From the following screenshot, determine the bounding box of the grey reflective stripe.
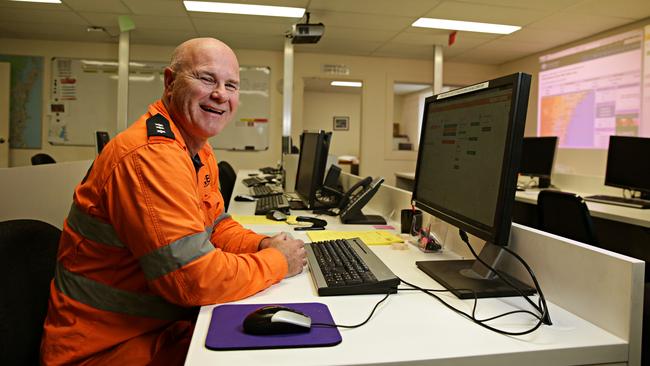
[139,231,215,280]
[54,263,191,320]
[138,212,230,280]
[66,203,126,248]
[213,212,231,227]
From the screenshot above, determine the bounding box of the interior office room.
[1,0,650,365]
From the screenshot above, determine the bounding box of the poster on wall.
[0,54,43,149]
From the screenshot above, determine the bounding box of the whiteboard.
[48,58,270,151]
[209,66,270,151]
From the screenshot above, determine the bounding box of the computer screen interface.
[412,73,533,299]
[605,135,650,195]
[519,136,558,178]
[295,131,332,208]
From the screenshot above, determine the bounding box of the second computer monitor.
[295,131,332,208]
[519,136,558,188]
[605,135,650,199]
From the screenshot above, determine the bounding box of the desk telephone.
[338,177,386,225]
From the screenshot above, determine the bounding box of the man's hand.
[259,233,307,278]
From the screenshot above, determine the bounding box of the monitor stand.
[416,242,535,299]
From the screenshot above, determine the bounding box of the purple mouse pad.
[205,302,342,350]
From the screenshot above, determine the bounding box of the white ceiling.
[1,0,649,65]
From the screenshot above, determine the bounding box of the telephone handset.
[337,176,373,210]
[339,177,386,225]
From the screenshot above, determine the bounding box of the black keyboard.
[250,185,284,198]
[584,195,650,209]
[254,194,290,215]
[306,238,400,296]
[242,176,267,187]
[260,166,282,175]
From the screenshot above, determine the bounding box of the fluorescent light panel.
[183,1,305,18]
[412,17,520,35]
[331,81,362,88]
[11,0,61,3]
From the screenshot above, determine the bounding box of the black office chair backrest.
[0,219,61,365]
[537,190,599,246]
[30,153,56,165]
[218,161,237,212]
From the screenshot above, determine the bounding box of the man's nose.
[211,85,229,102]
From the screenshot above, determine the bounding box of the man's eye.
[200,76,215,84]
[226,83,238,91]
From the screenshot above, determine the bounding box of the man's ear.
[163,67,175,90]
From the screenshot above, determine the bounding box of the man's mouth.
[201,105,225,115]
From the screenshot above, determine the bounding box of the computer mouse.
[266,210,287,221]
[234,194,256,202]
[242,305,311,335]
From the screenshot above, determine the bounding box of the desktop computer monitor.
[295,131,332,209]
[519,136,558,188]
[412,73,535,299]
[605,135,650,199]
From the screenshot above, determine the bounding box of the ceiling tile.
[308,10,414,31]
[423,1,551,25]
[80,12,195,31]
[1,22,114,43]
[63,0,131,13]
[371,42,436,60]
[323,26,397,43]
[308,0,439,17]
[0,7,88,25]
[130,29,198,46]
[564,0,650,19]
[450,0,582,12]
[503,27,585,46]
[120,0,187,16]
[528,13,636,35]
[192,17,290,35]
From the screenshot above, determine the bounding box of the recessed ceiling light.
[10,0,61,3]
[331,81,362,88]
[183,1,305,18]
[412,18,520,35]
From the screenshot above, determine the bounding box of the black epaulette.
[146,114,175,140]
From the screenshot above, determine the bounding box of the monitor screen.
[412,73,533,299]
[295,131,332,208]
[519,136,558,178]
[605,136,650,194]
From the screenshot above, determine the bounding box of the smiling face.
[162,38,240,154]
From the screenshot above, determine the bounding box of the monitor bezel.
[294,131,332,208]
[519,136,558,179]
[411,73,530,247]
[604,135,650,194]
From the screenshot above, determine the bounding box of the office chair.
[537,190,599,246]
[0,219,61,365]
[30,153,56,165]
[218,161,237,212]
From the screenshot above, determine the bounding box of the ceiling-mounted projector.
[291,23,325,44]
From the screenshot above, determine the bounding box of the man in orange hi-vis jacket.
[40,38,307,365]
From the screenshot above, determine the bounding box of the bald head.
[162,37,241,156]
[169,37,237,73]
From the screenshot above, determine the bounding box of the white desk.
[185,171,643,366]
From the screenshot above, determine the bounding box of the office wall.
[0,36,497,184]
[302,91,361,157]
[498,17,650,178]
[0,38,285,170]
[293,52,497,183]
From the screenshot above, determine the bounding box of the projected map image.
[540,90,594,147]
[538,29,644,149]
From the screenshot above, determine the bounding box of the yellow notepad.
[231,215,298,225]
[307,231,403,245]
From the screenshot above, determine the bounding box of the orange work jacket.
[40,100,287,365]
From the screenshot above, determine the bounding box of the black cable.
[398,277,544,336]
[458,229,551,325]
[311,291,392,329]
